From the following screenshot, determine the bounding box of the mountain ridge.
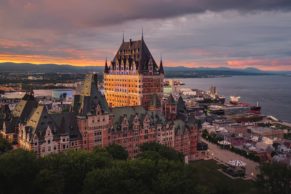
[0,62,289,75]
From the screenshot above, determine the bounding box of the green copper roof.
[26,105,81,141]
[149,94,161,107]
[110,106,166,130]
[167,94,176,104]
[74,73,109,115]
[12,93,37,120]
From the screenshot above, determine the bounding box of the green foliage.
[257,162,291,194]
[283,133,291,140]
[0,145,264,194]
[202,130,223,144]
[33,169,64,194]
[228,146,260,162]
[138,142,184,162]
[40,150,112,194]
[0,149,39,194]
[105,144,128,160]
[137,150,164,161]
[0,136,12,154]
[83,160,197,194]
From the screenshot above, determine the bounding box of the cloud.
[1,0,291,30]
[227,58,291,71]
[0,1,291,70]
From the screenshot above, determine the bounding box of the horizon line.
[0,61,290,72]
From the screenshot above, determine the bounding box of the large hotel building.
[0,35,199,160]
[103,36,164,108]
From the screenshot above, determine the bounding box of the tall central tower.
[104,35,164,109]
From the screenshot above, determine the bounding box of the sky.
[0,0,291,71]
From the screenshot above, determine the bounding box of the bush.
[138,142,184,162]
[106,144,128,160]
[0,137,12,154]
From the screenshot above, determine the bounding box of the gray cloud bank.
[1,0,291,29]
[0,0,291,70]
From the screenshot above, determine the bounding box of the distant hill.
[165,66,264,73]
[0,62,288,77]
[0,62,103,73]
[164,66,275,77]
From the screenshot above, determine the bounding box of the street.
[201,138,260,180]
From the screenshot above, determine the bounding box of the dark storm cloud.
[1,0,291,70]
[1,0,291,29]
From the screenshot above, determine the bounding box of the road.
[201,138,260,180]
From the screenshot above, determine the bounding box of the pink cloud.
[227,58,291,71]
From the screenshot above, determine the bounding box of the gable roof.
[166,94,176,104]
[74,73,109,116]
[110,106,166,131]
[149,94,161,108]
[174,119,196,135]
[26,105,53,135]
[12,92,37,121]
[25,105,81,141]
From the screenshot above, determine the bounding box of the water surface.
[179,76,291,122]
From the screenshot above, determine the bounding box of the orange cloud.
[0,54,104,67]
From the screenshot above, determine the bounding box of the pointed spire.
[159,56,164,74]
[122,32,124,43]
[104,58,109,73]
[141,28,144,41]
[167,93,176,104]
[29,87,34,97]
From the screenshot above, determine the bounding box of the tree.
[106,144,128,160]
[139,142,184,162]
[137,150,163,161]
[0,136,12,154]
[83,159,198,194]
[0,149,39,194]
[41,150,111,194]
[33,169,64,194]
[257,162,291,194]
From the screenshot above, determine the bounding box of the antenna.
[141,27,144,40]
[122,32,124,43]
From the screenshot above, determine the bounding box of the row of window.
[105,79,141,82]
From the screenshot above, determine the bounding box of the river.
[179,75,291,122]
